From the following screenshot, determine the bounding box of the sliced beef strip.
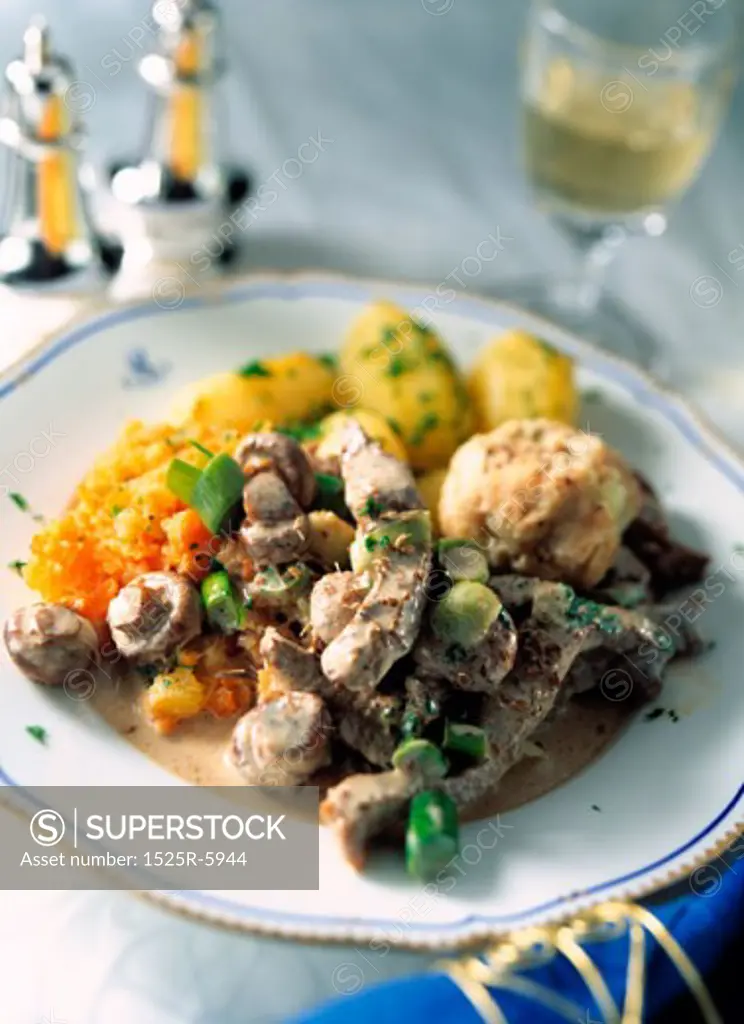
[491,575,674,700]
[240,471,310,566]
[320,622,586,867]
[336,693,402,768]
[259,627,400,767]
[589,546,652,609]
[402,675,449,729]
[310,571,367,646]
[320,549,430,692]
[624,475,709,597]
[315,424,432,693]
[412,605,518,693]
[441,624,588,810]
[339,421,422,520]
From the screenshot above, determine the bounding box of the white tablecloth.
[1,1,743,1021]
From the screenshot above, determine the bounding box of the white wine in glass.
[512,0,738,366]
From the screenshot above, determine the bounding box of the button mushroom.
[4,603,99,686]
[107,571,202,664]
[230,692,331,785]
[235,431,316,509]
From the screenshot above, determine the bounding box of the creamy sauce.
[93,675,632,813]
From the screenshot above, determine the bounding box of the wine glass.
[506,0,739,367]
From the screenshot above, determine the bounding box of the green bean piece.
[201,571,246,633]
[430,580,502,649]
[405,790,459,881]
[392,738,448,779]
[437,538,489,584]
[443,721,487,760]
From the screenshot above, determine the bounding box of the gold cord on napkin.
[435,901,722,1024]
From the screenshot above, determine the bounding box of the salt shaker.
[108,0,251,274]
[0,18,112,288]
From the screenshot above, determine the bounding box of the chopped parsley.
[668,708,680,723]
[644,707,665,721]
[237,360,272,378]
[314,472,344,496]
[244,595,254,610]
[8,492,29,512]
[385,356,410,378]
[362,534,390,552]
[7,560,27,575]
[418,391,434,404]
[277,421,323,443]
[318,353,338,370]
[591,804,602,812]
[25,725,47,744]
[386,417,404,438]
[362,496,383,517]
[582,388,603,403]
[189,439,214,459]
[410,412,440,447]
[111,505,124,518]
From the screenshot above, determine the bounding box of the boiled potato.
[170,353,334,431]
[416,468,447,535]
[306,510,355,567]
[468,330,577,429]
[317,409,407,462]
[144,666,208,733]
[338,300,474,471]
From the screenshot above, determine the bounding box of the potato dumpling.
[416,468,447,535]
[468,330,577,429]
[317,409,407,462]
[440,418,640,590]
[170,353,334,431]
[338,300,474,471]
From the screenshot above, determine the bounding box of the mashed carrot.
[24,419,241,622]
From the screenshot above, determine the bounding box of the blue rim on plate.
[1,273,742,948]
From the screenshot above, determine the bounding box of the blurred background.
[0,1,742,1021]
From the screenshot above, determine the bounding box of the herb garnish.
[8,560,27,575]
[277,421,323,443]
[26,725,47,744]
[410,413,439,446]
[362,496,383,517]
[189,439,214,459]
[237,360,272,378]
[644,707,665,721]
[9,492,29,511]
[318,353,338,370]
[111,505,124,518]
[315,472,344,495]
[385,356,410,378]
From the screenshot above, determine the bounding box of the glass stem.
[551,222,627,317]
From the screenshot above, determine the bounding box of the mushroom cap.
[230,692,331,785]
[107,571,202,664]
[4,603,98,686]
[235,432,316,509]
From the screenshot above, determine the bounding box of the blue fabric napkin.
[297,856,743,1023]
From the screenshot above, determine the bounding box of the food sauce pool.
[93,678,632,816]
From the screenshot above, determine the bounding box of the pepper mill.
[108,0,251,272]
[0,18,112,288]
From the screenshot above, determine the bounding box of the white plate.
[0,273,742,950]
